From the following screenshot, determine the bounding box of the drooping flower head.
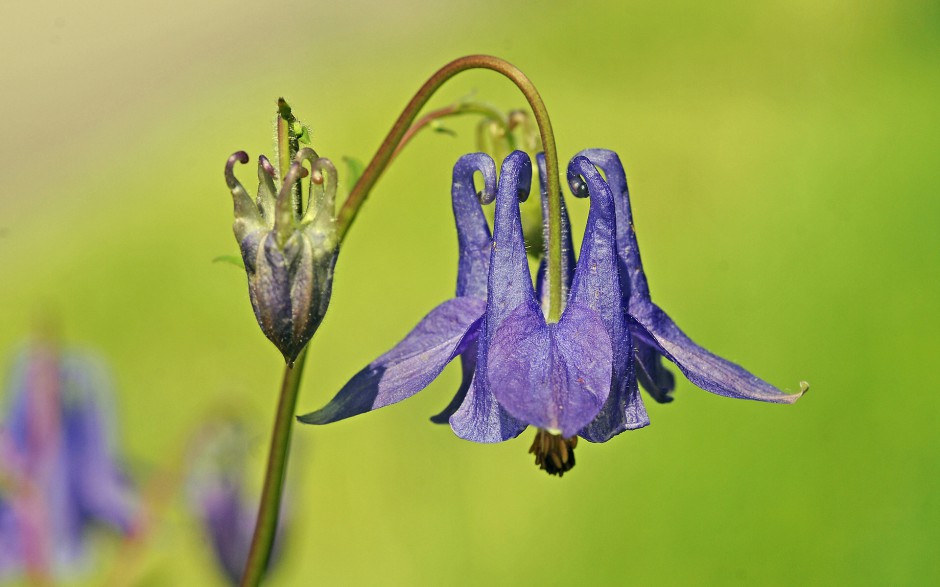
[0,342,137,577]
[301,149,804,477]
[301,151,644,471]
[225,148,339,364]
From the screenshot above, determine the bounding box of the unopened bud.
[225,148,339,364]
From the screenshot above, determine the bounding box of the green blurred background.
[2,0,938,584]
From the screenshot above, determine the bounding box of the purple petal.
[578,149,679,402]
[452,154,496,299]
[452,152,540,442]
[449,312,527,442]
[429,344,477,424]
[633,301,805,403]
[246,234,294,354]
[473,151,557,438]
[488,302,612,438]
[62,357,138,533]
[484,152,621,438]
[298,297,485,424]
[576,149,651,307]
[486,151,534,329]
[431,155,497,425]
[448,370,528,443]
[634,339,676,404]
[566,156,649,441]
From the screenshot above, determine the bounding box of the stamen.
[528,429,578,477]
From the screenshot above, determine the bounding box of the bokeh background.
[2,0,939,584]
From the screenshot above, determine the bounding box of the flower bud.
[187,418,287,585]
[225,148,339,364]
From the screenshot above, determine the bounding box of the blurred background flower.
[0,339,137,581]
[186,417,288,585]
[2,0,938,584]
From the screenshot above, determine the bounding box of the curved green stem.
[337,54,564,322]
[239,347,307,587]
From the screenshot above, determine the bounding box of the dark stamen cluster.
[529,429,577,477]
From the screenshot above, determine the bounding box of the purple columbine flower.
[301,150,804,476]
[573,149,806,408]
[0,343,137,577]
[300,151,643,471]
[225,148,339,364]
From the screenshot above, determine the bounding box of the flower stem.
[239,347,307,587]
[336,54,564,322]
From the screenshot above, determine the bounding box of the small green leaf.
[213,255,245,269]
[295,124,312,145]
[430,120,457,137]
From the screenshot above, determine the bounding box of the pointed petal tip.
[766,380,809,405]
[296,411,322,425]
[797,380,810,399]
[259,155,277,177]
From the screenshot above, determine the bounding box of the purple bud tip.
[259,155,277,178]
[225,151,250,188]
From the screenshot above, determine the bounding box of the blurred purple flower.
[187,420,286,585]
[0,343,137,577]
